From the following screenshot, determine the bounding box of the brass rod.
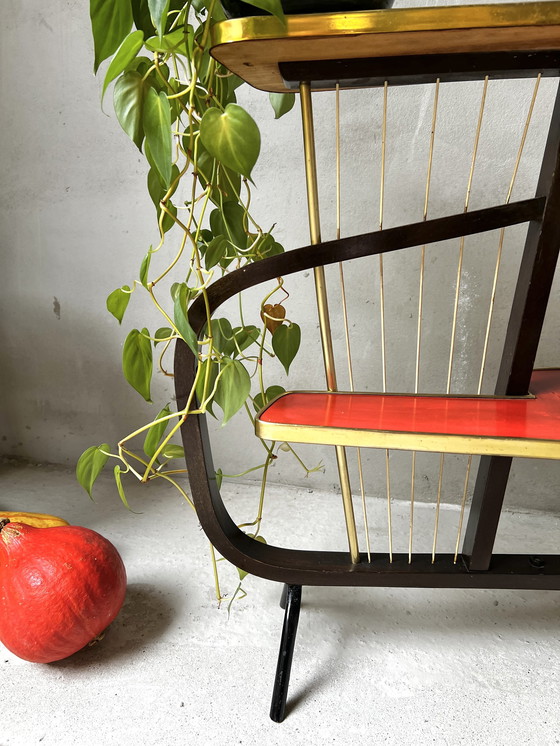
[379,82,388,393]
[379,81,389,391]
[336,83,341,241]
[432,453,445,563]
[379,81,388,235]
[505,73,542,205]
[410,79,440,564]
[454,455,473,562]
[300,81,360,564]
[477,73,541,394]
[336,85,372,561]
[378,81,393,561]
[446,75,489,393]
[301,82,322,246]
[414,245,426,395]
[409,450,417,563]
[433,76,489,564]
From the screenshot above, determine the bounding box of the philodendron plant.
[79,0,320,606]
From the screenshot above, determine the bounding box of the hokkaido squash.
[0,520,126,663]
[0,511,69,528]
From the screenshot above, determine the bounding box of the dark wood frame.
[174,53,560,720]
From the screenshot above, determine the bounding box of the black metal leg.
[270,584,302,723]
[279,583,289,610]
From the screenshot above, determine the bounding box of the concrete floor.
[1,460,559,746]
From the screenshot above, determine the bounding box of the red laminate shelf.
[255,369,560,459]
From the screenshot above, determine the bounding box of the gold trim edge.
[254,420,560,460]
[211,2,560,48]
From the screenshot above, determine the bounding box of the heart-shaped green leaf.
[272,323,301,375]
[122,328,153,402]
[76,444,111,498]
[218,164,242,204]
[265,385,286,403]
[147,0,171,37]
[145,28,188,54]
[139,251,152,288]
[215,468,223,489]
[195,358,219,415]
[195,140,242,205]
[210,317,233,355]
[114,465,136,510]
[90,0,133,72]
[248,534,267,544]
[269,92,295,119]
[143,87,172,188]
[225,326,259,358]
[154,327,173,345]
[102,31,144,101]
[160,444,185,459]
[204,235,228,270]
[147,166,169,206]
[209,202,247,250]
[200,104,260,179]
[222,201,247,248]
[131,0,156,36]
[253,385,285,412]
[214,359,251,425]
[173,283,198,355]
[143,404,172,460]
[106,285,131,324]
[158,201,177,233]
[148,164,179,232]
[114,70,146,149]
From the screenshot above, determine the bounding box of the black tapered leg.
[279,583,289,610]
[270,584,302,723]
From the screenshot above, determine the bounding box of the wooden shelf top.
[210,1,560,92]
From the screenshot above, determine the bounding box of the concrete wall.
[1,0,559,512]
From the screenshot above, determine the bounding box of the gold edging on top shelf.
[211,2,560,48]
[210,2,560,92]
[254,419,560,460]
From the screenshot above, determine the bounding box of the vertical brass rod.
[379,82,388,233]
[336,84,341,240]
[446,76,489,393]
[335,84,372,560]
[454,457,473,562]
[379,81,388,390]
[433,76,489,563]
[477,73,541,394]
[432,454,446,563]
[454,74,542,562]
[300,81,360,564]
[377,81,393,561]
[409,79,440,564]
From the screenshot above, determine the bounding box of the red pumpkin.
[0,519,126,663]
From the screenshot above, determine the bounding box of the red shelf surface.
[256,369,560,458]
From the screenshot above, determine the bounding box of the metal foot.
[270,584,302,723]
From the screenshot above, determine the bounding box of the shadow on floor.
[282,587,560,715]
[50,582,177,669]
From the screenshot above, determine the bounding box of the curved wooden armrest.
[174,196,547,585]
[185,198,542,340]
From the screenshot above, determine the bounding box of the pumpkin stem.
[0,519,11,532]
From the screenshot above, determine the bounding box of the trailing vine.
[79,0,321,605]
